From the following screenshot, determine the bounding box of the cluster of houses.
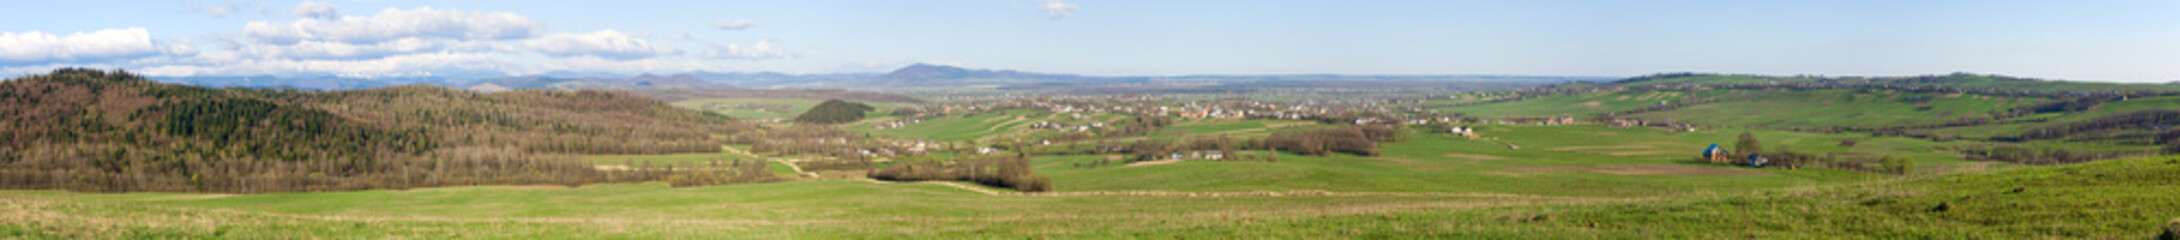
[871,118,923,130]
[1607,118,1702,132]
[892,140,938,154]
[1542,115,1579,125]
[1448,126,1478,139]
[1161,150,1227,161]
[854,148,898,157]
[1029,121,1106,132]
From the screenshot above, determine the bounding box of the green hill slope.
[1301,154,2180,238]
[1445,73,2180,155]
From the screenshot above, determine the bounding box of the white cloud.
[705,40,785,60]
[5,5,796,78]
[512,56,730,76]
[185,1,270,19]
[1041,0,1078,19]
[136,52,503,78]
[292,1,340,20]
[243,6,538,44]
[523,30,681,59]
[233,37,508,60]
[713,20,757,31]
[0,28,196,65]
[190,2,240,18]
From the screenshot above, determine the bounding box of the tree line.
[1265,125,1401,157]
[868,154,1052,192]
[0,69,756,193]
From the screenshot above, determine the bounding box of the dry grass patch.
[1441,153,1506,160]
[1375,157,1420,164]
[1604,150,1687,156]
[1502,165,1770,175]
[1546,145,1656,151]
[1124,159,1181,167]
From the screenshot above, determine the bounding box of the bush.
[1266,126,1382,156]
[1960,146,2141,165]
[2021,109,2180,141]
[2163,218,2180,240]
[1878,155,1914,175]
[1009,174,1052,192]
[867,155,1053,192]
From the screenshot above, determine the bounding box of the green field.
[7,87,2176,238]
[849,109,1141,141]
[1441,88,2030,129]
[1630,90,2025,128]
[1436,89,1724,117]
[6,153,2171,238]
[671,98,915,120]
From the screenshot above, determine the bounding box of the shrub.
[1735,132,1763,156]
[2162,218,2180,240]
[1266,126,1381,156]
[1009,174,1052,192]
[1878,155,1914,175]
[1960,146,2142,165]
[867,155,1053,192]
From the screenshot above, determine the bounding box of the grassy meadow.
[5,154,2171,238]
[5,94,2174,239]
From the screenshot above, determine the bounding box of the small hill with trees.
[0,69,764,193]
[793,99,875,124]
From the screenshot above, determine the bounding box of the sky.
[1,0,2176,82]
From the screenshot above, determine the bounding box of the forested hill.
[0,69,758,193]
[1602,72,2180,93]
[793,99,876,124]
[1443,72,2180,165]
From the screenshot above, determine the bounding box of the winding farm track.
[0,195,1593,229]
[855,178,1002,195]
[846,178,1600,200]
[772,159,806,174]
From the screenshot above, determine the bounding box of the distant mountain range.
[145,63,1613,91]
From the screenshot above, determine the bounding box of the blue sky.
[1,0,2175,82]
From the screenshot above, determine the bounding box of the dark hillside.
[793,99,875,124]
[0,69,764,193]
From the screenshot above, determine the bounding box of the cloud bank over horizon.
[0,1,2173,82]
[0,2,810,78]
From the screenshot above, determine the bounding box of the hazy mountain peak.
[883,63,985,80]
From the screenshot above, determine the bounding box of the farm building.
[1702,144,1732,164]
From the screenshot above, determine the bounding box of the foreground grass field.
[5,154,2172,238]
[1030,124,1994,198]
[4,123,2072,238]
[6,94,2167,238]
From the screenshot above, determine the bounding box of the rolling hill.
[1439,72,2180,164]
[0,69,757,193]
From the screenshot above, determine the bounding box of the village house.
[1702,144,1731,164]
